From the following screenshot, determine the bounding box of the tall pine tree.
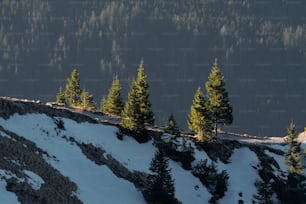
[121,80,145,134]
[145,150,177,204]
[65,69,82,107]
[205,58,233,137]
[55,86,65,105]
[135,60,154,125]
[100,74,124,116]
[281,121,306,203]
[188,87,212,141]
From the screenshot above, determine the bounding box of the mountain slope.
[0,98,305,203]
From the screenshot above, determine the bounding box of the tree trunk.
[215,114,218,137]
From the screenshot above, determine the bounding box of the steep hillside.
[0,98,305,203]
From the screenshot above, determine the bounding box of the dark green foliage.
[145,150,177,204]
[100,75,124,116]
[157,137,195,170]
[165,114,180,137]
[192,159,229,203]
[121,80,145,134]
[64,69,82,107]
[284,121,304,175]
[205,59,233,137]
[253,179,275,204]
[121,60,154,136]
[55,87,65,105]
[280,121,306,204]
[135,60,155,125]
[80,88,96,111]
[188,87,212,141]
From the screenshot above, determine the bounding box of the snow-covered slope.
[0,99,304,203]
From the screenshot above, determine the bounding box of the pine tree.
[205,58,233,137]
[65,69,82,107]
[188,87,212,141]
[165,114,180,138]
[253,179,275,204]
[100,74,124,116]
[284,121,304,175]
[281,121,306,203]
[135,60,154,125]
[145,150,177,204]
[121,80,145,134]
[55,86,65,105]
[80,88,96,111]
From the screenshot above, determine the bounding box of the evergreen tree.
[165,114,180,137]
[205,58,233,137]
[145,150,177,204]
[65,69,82,107]
[284,121,304,175]
[100,74,124,116]
[121,80,145,134]
[80,88,96,111]
[281,121,306,203]
[188,87,212,141]
[253,179,275,204]
[135,60,154,125]
[55,86,65,105]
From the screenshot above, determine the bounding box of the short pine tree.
[145,150,177,204]
[253,179,275,204]
[165,114,180,137]
[55,87,66,105]
[188,87,212,141]
[121,80,145,134]
[80,89,96,111]
[281,121,306,203]
[135,60,154,125]
[284,121,304,175]
[205,58,233,137]
[100,75,124,116]
[65,69,82,107]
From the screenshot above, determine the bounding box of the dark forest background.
[0,0,306,136]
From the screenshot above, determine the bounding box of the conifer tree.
[145,150,177,204]
[284,121,304,175]
[121,80,145,134]
[135,60,154,125]
[80,88,96,111]
[65,69,82,107]
[100,74,124,116]
[205,58,233,137]
[165,114,180,138]
[55,86,65,105]
[253,178,275,204]
[281,121,306,203]
[188,87,212,141]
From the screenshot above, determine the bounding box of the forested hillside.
[0,0,306,135]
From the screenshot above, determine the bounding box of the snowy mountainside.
[0,98,305,204]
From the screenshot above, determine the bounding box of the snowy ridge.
[0,111,304,203]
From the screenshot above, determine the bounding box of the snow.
[23,170,44,190]
[61,118,156,173]
[264,150,286,175]
[218,147,259,204]
[169,160,211,204]
[0,170,21,204]
[0,114,146,204]
[0,113,298,203]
